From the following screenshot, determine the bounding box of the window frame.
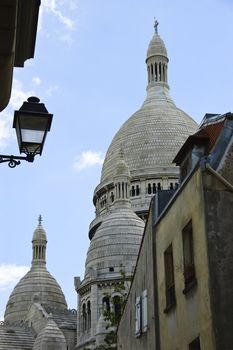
[164,244,176,313]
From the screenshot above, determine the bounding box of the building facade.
[117,112,233,350]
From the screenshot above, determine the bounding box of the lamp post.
[0,97,53,168]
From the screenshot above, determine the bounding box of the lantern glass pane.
[21,129,45,143]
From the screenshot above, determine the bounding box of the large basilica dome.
[90,23,197,238]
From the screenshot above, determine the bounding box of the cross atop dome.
[154,18,159,34]
[38,214,42,225]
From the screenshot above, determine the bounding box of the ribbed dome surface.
[4,265,67,323]
[32,223,46,242]
[101,87,197,183]
[85,207,144,279]
[147,33,167,58]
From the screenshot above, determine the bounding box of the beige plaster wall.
[156,168,215,350]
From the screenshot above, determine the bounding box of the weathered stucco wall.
[156,168,215,350]
[203,171,233,350]
[117,203,156,349]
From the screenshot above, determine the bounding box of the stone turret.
[4,217,67,324]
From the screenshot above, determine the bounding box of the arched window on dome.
[155,63,158,81]
[113,296,121,322]
[87,301,91,330]
[82,303,87,332]
[153,183,156,194]
[131,185,135,197]
[147,66,150,83]
[103,296,110,312]
[163,64,166,82]
[159,63,162,81]
[170,183,174,190]
[136,185,140,196]
[157,183,162,191]
[148,183,151,194]
[110,192,114,203]
[151,64,154,81]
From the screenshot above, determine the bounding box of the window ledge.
[163,301,176,314]
[183,278,197,295]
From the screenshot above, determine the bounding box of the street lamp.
[0,97,53,168]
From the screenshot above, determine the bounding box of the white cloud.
[32,77,42,86]
[0,264,29,291]
[46,85,60,96]
[10,79,34,110]
[0,111,13,149]
[39,0,76,32]
[73,151,105,172]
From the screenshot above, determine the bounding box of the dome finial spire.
[154,18,159,34]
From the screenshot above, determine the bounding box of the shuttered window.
[135,296,141,336]
[142,289,148,332]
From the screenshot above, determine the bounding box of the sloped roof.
[0,324,34,350]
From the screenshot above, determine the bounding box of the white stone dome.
[4,219,67,323]
[101,88,197,183]
[85,206,144,279]
[147,33,167,59]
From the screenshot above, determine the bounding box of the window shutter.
[135,296,141,336]
[142,289,148,332]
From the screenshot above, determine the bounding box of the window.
[113,296,121,322]
[182,220,196,293]
[131,185,135,197]
[164,244,176,312]
[87,301,91,330]
[135,290,148,337]
[141,290,148,332]
[148,183,152,194]
[82,303,87,332]
[135,296,141,336]
[103,297,110,312]
[152,183,156,194]
[136,185,140,196]
[189,337,201,350]
[109,267,114,272]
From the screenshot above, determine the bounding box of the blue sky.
[1,0,233,319]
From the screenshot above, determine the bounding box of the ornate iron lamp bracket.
[0,154,35,168]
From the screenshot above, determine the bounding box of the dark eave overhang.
[0,0,40,112]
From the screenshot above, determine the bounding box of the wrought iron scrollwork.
[0,154,34,168]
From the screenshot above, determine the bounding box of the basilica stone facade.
[1,23,197,350]
[0,217,76,350]
[74,23,197,349]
